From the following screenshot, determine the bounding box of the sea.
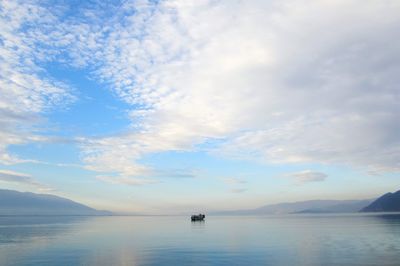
[1,213,400,266]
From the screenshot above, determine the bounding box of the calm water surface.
[1,214,400,265]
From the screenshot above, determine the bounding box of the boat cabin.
[191,214,205,221]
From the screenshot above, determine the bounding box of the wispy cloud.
[96,175,157,186]
[0,169,53,192]
[222,177,247,185]
[222,177,247,194]
[0,1,73,165]
[230,188,247,194]
[68,0,400,179]
[2,0,400,187]
[286,170,328,185]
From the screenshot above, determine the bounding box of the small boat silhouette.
[191,214,205,221]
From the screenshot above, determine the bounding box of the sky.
[0,0,399,214]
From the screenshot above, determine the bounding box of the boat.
[191,214,205,221]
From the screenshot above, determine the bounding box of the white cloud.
[0,1,73,165]
[3,0,399,182]
[72,0,400,178]
[0,169,53,191]
[286,170,327,185]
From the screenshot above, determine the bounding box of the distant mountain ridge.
[213,199,373,215]
[361,190,400,212]
[293,200,373,214]
[0,189,111,215]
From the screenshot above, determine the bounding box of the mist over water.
[0,214,400,266]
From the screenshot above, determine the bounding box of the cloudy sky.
[0,0,399,214]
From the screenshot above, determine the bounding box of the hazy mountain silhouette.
[361,190,400,212]
[0,189,111,215]
[213,199,373,215]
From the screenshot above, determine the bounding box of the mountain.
[213,199,373,215]
[295,200,373,214]
[0,189,111,215]
[361,190,400,212]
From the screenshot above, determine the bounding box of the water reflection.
[191,220,205,229]
[0,216,90,244]
[0,214,399,266]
